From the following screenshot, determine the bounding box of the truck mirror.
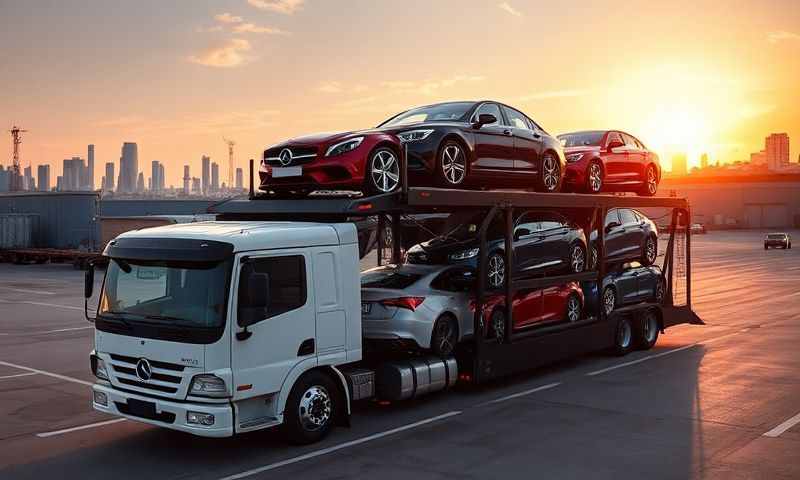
[85,265,94,299]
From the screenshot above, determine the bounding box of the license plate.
[127,399,157,419]
[272,166,302,178]
[361,303,371,314]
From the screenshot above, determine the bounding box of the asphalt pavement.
[0,229,798,479]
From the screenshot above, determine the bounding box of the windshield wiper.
[143,314,190,323]
[99,311,133,328]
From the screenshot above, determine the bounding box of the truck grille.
[108,354,188,398]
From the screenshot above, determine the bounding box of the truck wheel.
[431,315,458,357]
[282,371,337,445]
[613,316,634,356]
[635,309,660,350]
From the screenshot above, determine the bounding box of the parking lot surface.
[1,229,799,479]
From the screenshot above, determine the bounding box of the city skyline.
[2,0,800,184]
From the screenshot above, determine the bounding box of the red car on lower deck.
[557,130,661,196]
[477,282,584,339]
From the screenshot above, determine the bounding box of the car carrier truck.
[84,159,701,444]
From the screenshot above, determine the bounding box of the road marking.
[477,382,562,406]
[0,360,93,386]
[0,372,38,380]
[23,326,94,335]
[0,286,56,295]
[217,411,463,480]
[36,418,127,438]
[763,411,800,438]
[0,298,84,311]
[586,331,743,377]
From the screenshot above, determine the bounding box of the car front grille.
[264,146,319,167]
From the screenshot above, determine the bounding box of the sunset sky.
[1,0,799,187]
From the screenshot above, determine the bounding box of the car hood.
[270,121,466,149]
[563,146,601,155]
[277,130,365,146]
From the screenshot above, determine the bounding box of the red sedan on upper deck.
[557,130,661,196]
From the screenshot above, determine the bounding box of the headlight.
[325,137,364,157]
[566,153,584,163]
[94,357,109,381]
[397,129,434,142]
[189,374,229,398]
[449,248,479,261]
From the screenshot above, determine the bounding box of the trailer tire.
[281,370,337,445]
[612,316,634,356]
[635,309,660,350]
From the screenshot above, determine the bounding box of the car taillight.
[380,297,425,310]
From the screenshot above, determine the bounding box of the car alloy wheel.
[655,278,665,303]
[644,236,657,265]
[590,246,598,270]
[491,309,505,341]
[370,149,400,193]
[441,143,466,185]
[487,253,506,288]
[298,385,332,432]
[645,166,657,195]
[432,316,458,357]
[588,162,602,192]
[542,153,560,192]
[571,244,586,273]
[603,287,616,316]
[566,295,581,322]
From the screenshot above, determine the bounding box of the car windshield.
[558,131,605,147]
[379,102,474,128]
[361,268,422,289]
[436,211,504,242]
[767,234,785,239]
[99,258,232,328]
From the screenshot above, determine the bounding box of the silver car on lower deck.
[360,264,476,356]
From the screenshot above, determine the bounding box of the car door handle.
[502,129,513,136]
[533,132,541,139]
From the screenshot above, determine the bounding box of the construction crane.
[9,126,28,192]
[223,137,235,189]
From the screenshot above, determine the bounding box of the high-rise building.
[159,164,165,192]
[700,153,708,169]
[671,153,687,177]
[119,143,138,193]
[37,164,51,191]
[201,155,211,195]
[211,162,220,193]
[62,157,85,191]
[87,144,95,190]
[191,177,201,194]
[183,165,190,195]
[137,172,145,193]
[105,162,115,191]
[151,161,161,193]
[23,166,33,190]
[765,133,789,171]
[750,150,766,165]
[235,167,244,190]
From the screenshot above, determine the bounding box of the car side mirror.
[514,228,530,241]
[606,140,624,151]
[605,221,621,233]
[238,270,269,332]
[472,113,497,129]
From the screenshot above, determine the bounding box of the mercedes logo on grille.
[135,358,153,381]
[279,148,293,166]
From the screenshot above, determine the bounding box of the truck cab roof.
[114,221,357,253]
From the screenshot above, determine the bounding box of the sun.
[639,103,712,169]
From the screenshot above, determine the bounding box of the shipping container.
[0,214,39,249]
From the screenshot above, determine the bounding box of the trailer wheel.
[635,309,660,350]
[282,370,337,445]
[431,314,458,357]
[612,316,634,356]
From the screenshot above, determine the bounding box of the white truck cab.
[89,221,363,442]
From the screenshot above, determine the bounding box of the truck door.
[231,251,315,398]
[312,250,347,364]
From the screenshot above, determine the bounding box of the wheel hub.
[298,386,332,431]
[371,150,400,193]
[543,155,559,191]
[442,145,466,184]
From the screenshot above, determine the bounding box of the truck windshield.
[99,258,231,329]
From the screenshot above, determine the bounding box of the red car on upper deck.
[557,130,661,196]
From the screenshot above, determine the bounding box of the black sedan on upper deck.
[259,101,567,195]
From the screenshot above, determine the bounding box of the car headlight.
[566,153,584,163]
[397,129,434,143]
[449,248,479,261]
[189,374,229,398]
[325,137,364,157]
[94,357,109,381]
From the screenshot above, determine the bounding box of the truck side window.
[245,255,307,322]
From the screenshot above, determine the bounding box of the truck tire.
[281,371,337,445]
[612,316,634,356]
[635,309,660,350]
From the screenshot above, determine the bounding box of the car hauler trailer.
[84,155,701,443]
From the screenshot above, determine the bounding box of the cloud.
[233,23,289,35]
[189,38,253,68]
[317,81,343,93]
[247,0,304,15]
[380,75,485,96]
[517,89,590,101]
[93,110,281,136]
[215,12,243,24]
[498,2,522,17]
[768,30,800,44]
